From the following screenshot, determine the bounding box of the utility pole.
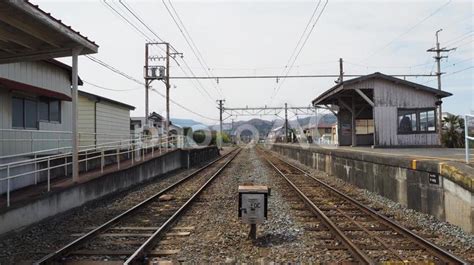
[165,43,170,137]
[339,58,344,83]
[145,43,150,122]
[427,29,455,145]
[285,103,288,143]
[144,42,182,136]
[217,99,225,148]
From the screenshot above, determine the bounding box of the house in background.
[78,91,135,148]
[130,112,165,138]
[0,59,78,157]
[303,122,337,144]
[312,72,452,147]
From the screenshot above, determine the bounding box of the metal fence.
[0,133,182,207]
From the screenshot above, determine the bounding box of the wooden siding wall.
[95,101,131,145]
[78,95,96,148]
[369,79,439,146]
[0,61,71,97]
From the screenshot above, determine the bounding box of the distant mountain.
[215,113,337,137]
[170,118,206,128]
[172,113,337,137]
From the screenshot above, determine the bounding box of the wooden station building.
[312,72,452,147]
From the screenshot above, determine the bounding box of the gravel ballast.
[1,145,472,263]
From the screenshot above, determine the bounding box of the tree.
[442,114,465,148]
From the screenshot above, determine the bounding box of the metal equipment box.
[238,185,268,224]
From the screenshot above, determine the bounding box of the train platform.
[0,146,221,236]
[271,143,474,233]
[0,148,178,210]
[341,146,474,165]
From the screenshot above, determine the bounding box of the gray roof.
[79,90,135,110]
[312,72,452,105]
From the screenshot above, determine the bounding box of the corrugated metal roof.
[312,72,452,105]
[79,90,135,110]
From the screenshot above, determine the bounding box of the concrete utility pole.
[145,43,150,122]
[285,103,288,143]
[339,58,344,83]
[144,42,182,135]
[165,43,170,137]
[217,99,225,148]
[427,29,455,145]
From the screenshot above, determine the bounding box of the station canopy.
[0,1,98,64]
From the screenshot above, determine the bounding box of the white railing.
[465,114,473,164]
[0,129,72,157]
[0,134,183,207]
[0,130,141,160]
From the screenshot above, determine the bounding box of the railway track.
[258,148,466,264]
[35,147,241,265]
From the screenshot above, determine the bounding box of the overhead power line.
[105,0,217,104]
[83,80,142,92]
[164,0,223,98]
[279,0,322,78]
[151,88,219,121]
[85,55,144,85]
[84,56,218,121]
[168,73,435,80]
[362,0,452,61]
[270,0,329,103]
[102,0,153,42]
[444,31,473,47]
[444,66,473,77]
[119,0,165,43]
[161,0,222,101]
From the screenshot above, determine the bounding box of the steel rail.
[258,149,374,264]
[124,148,242,264]
[266,149,467,265]
[34,148,239,265]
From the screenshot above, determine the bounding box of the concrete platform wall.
[271,144,474,233]
[0,146,219,236]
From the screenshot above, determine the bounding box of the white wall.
[0,61,71,97]
[78,95,96,148]
[0,60,73,156]
[95,101,131,146]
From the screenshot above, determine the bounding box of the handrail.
[0,134,184,207]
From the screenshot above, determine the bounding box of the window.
[419,109,436,132]
[38,99,49,121]
[12,97,24,128]
[38,98,61,122]
[356,119,374,135]
[11,96,61,129]
[12,97,38,129]
[24,99,37,128]
[398,108,436,134]
[49,100,60,122]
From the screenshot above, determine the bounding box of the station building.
[312,72,452,147]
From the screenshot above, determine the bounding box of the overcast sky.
[34,0,473,125]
